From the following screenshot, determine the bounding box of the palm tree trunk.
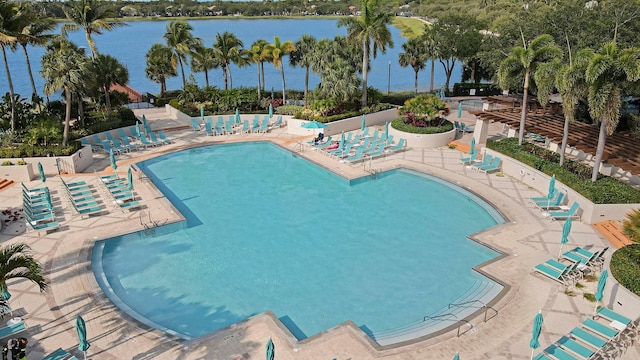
[78,95,84,127]
[560,117,569,166]
[228,67,233,89]
[222,65,228,90]
[104,85,112,120]
[63,86,71,146]
[361,37,369,107]
[22,45,38,99]
[518,69,530,146]
[592,119,607,182]
[257,65,261,100]
[178,56,186,89]
[471,62,476,83]
[160,79,166,98]
[204,70,210,88]
[260,62,265,92]
[414,70,419,94]
[304,65,309,102]
[281,66,286,103]
[1,45,16,132]
[430,59,435,93]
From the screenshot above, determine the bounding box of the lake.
[0,18,461,99]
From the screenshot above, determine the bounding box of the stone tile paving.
[0,118,637,359]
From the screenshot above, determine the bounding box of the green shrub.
[1,160,12,166]
[0,143,81,158]
[276,105,304,115]
[16,160,26,165]
[610,244,640,296]
[392,118,454,134]
[487,137,640,204]
[623,209,640,242]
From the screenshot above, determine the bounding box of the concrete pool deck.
[0,113,638,359]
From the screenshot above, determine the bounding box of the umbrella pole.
[530,348,535,360]
[558,244,563,260]
[84,351,87,360]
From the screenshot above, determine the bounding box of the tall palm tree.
[265,36,295,103]
[399,37,428,94]
[498,34,562,145]
[191,44,217,88]
[212,31,243,90]
[0,1,20,131]
[290,34,317,101]
[145,43,176,98]
[585,41,640,182]
[421,29,439,93]
[0,243,48,294]
[535,49,591,166]
[61,0,126,58]
[15,6,56,100]
[253,39,269,93]
[245,43,264,100]
[164,20,199,89]
[92,53,129,120]
[41,39,89,146]
[338,0,393,107]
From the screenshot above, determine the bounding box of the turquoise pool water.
[93,142,504,344]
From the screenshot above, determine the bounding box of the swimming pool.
[92,142,504,345]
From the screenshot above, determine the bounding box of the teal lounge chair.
[115,138,136,152]
[569,327,607,353]
[595,307,632,327]
[548,201,580,221]
[215,122,225,135]
[240,120,249,134]
[204,122,215,136]
[191,118,201,131]
[121,136,138,151]
[532,354,554,360]
[555,335,595,359]
[91,134,103,144]
[386,138,406,153]
[226,120,236,135]
[148,131,166,145]
[479,157,501,173]
[533,262,573,287]
[334,143,355,158]
[139,134,157,148]
[472,155,494,171]
[581,318,618,340]
[250,119,260,133]
[458,149,478,165]
[543,344,578,360]
[315,137,333,149]
[562,248,597,266]
[535,192,565,210]
[101,141,121,155]
[272,115,283,128]
[259,119,269,133]
[42,348,75,360]
[346,147,366,164]
[158,130,172,144]
[118,128,130,140]
[460,123,474,133]
[529,189,558,205]
[0,321,26,340]
[365,143,386,158]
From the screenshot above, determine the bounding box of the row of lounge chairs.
[312,127,407,164]
[195,115,284,136]
[81,127,173,154]
[60,178,104,218]
[527,188,581,221]
[534,307,635,360]
[532,246,608,288]
[22,183,60,234]
[99,174,142,211]
[459,153,503,173]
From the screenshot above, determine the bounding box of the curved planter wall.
[388,126,456,149]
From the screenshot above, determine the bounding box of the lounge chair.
[472,155,493,171]
[191,118,201,131]
[532,354,554,360]
[0,321,26,340]
[259,119,269,133]
[478,157,501,173]
[314,136,333,149]
[204,122,215,136]
[569,327,607,355]
[115,138,136,152]
[386,138,406,153]
[365,143,386,158]
[535,192,566,210]
[117,128,130,140]
[460,123,475,133]
[542,344,579,360]
[225,120,236,135]
[42,347,79,360]
[581,318,618,340]
[346,147,366,164]
[271,115,283,128]
[458,150,478,165]
[548,201,580,221]
[101,141,120,155]
[121,136,139,151]
[529,189,558,205]
[562,248,598,267]
[158,130,173,144]
[146,132,163,146]
[215,122,225,135]
[594,307,632,328]
[334,143,355,158]
[250,119,260,133]
[240,120,250,134]
[91,134,103,145]
[21,182,48,196]
[139,134,158,148]
[532,262,574,287]
[555,335,595,359]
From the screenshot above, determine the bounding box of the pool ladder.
[423,313,473,337]
[448,299,498,323]
[140,210,167,230]
[365,159,380,179]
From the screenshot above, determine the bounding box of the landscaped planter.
[0,162,34,182]
[288,108,399,136]
[388,126,457,149]
[0,146,94,181]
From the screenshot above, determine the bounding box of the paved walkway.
[0,112,638,360]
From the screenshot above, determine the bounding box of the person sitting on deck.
[313,133,325,145]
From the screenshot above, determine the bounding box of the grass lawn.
[393,16,429,38]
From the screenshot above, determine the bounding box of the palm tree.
[0,1,20,131]
[61,0,126,58]
[15,7,56,100]
[92,53,129,120]
[498,34,562,145]
[290,34,317,101]
[0,243,48,294]
[585,41,640,182]
[338,0,393,107]
[191,44,217,88]
[535,49,591,166]
[41,39,89,146]
[399,37,428,94]
[164,20,199,89]
[421,29,439,93]
[245,43,264,100]
[212,31,243,90]
[265,36,295,103]
[145,43,176,97]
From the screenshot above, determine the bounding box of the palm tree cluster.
[0,0,130,146]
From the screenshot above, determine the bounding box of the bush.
[392,118,454,134]
[610,244,640,296]
[452,83,502,97]
[380,93,415,105]
[1,160,12,166]
[276,105,304,115]
[0,143,81,158]
[487,137,640,204]
[623,209,640,242]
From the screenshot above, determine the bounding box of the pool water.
[93,142,504,343]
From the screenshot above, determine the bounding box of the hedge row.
[391,118,454,134]
[487,137,640,204]
[451,83,502,97]
[610,244,640,296]
[0,142,82,158]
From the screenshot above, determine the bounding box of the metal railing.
[448,299,498,323]
[423,313,473,337]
